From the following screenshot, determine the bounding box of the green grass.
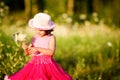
[0,24,120,80]
[55,31,120,80]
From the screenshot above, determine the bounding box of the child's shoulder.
[49,34,55,37]
[49,34,56,40]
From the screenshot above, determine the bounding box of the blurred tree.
[3,0,24,11]
[111,0,120,26]
[31,0,38,15]
[37,0,45,12]
[0,1,9,24]
[67,0,74,16]
[24,0,39,21]
[45,0,66,15]
[74,0,87,14]
[1,0,120,26]
[87,0,100,14]
[92,0,99,13]
[100,0,120,26]
[24,0,32,20]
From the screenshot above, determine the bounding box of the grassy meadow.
[0,22,120,80]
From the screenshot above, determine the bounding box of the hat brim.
[28,19,55,30]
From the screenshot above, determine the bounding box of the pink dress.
[5,34,72,80]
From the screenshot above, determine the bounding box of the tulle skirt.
[4,55,72,80]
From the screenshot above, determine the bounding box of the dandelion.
[0,54,2,59]
[98,74,102,80]
[0,41,4,47]
[92,12,98,17]
[94,17,99,22]
[66,17,72,23]
[7,45,10,48]
[73,22,79,30]
[107,42,112,47]
[84,20,90,26]
[13,32,27,43]
[79,14,87,20]
[15,48,19,52]
[62,13,68,19]
[0,1,5,6]
[0,8,4,13]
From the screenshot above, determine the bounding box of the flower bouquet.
[13,32,27,43]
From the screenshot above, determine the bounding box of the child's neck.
[37,34,49,37]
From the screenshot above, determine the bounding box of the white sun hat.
[28,13,55,30]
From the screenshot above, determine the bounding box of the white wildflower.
[0,2,5,6]
[94,17,99,22]
[84,20,90,26]
[92,12,98,17]
[0,41,4,47]
[62,13,68,19]
[66,17,72,23]
[13,32,27,43]
[107,42,112,47]
[79,14,87,20]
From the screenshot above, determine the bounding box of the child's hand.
[22,42,28,50]
[29,47,38,54]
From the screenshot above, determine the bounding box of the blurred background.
[0,0,120,26]
[0,0,120,80]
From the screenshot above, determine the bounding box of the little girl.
[4,13,72,80]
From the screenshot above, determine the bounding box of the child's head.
[35,29,53,37]
[28,13,55,31]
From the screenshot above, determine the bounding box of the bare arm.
[22,42,32,55]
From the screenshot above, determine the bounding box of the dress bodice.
[31,34,52,55]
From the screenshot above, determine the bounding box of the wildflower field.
[0,23,120,80]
